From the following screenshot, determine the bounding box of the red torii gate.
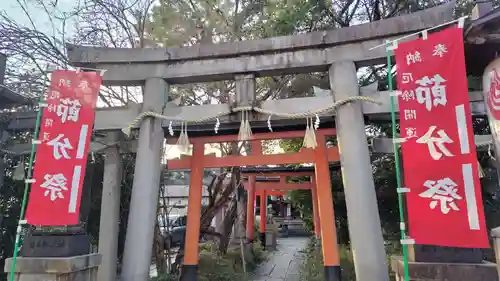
[167,128,340,280]
[241,171,322,240]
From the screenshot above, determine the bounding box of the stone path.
[251,237,309,281]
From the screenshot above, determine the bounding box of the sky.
[2,0,76,33]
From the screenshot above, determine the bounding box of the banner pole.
[370,16,468,51]
[386,45,410,281]
[8,86,46,281]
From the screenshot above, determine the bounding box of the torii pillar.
[311,178,321,239]
[248,140,261,245]
[330,61,389,281]
[97,132,122,281]
[181,142,205,281]
[121,78,168,281]
[259,191,267,248]
[314,134,341,281]
[246,176,256,243]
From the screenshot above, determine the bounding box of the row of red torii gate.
[166,128,342,280]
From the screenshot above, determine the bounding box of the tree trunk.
[217,197,238,253]
[153,221,167,275]
[230,185,247,245]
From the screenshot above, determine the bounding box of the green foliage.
[288,189,314,231]
[251,240,267,265]
[199,249,245,281]
[279,138,303,154]
[221,242,266,273]
[0,156,25,279]
[298,238,356,281]
[299,238,401,281]
[154,241,267,281]
[255,0,333,37]
[298,238,323,281]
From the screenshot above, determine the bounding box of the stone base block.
[265,230,277,250]
[4,253,101,281]
[390,255,498,281]
[408,245,483,263]
[20,233,90,257]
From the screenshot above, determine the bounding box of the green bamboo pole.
[386,46,410,281]
[8,91,46,281]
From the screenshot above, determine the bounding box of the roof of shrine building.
[0,54,29,109]
[0,85,29,109]
[464,4,500,76]
[466,4,500,44]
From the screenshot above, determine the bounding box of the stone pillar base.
[491,227,500,279]
[390,255,498,281]
[324,265,342,281]
[180,264,198,281]
[5,253,101,281]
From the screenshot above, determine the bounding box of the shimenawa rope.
[120,96,382,141]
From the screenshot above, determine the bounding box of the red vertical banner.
[395,27,489,248]
[25,70,101,226]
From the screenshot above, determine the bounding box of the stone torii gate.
[61,4,455,281]
[6,3,458,281]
